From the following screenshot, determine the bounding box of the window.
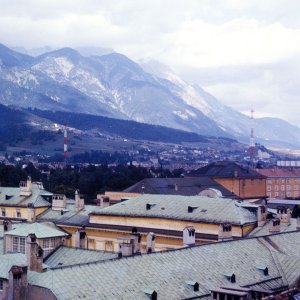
[294,185,299,191]
[275,185,279,191]
[275,192,279,197]
[267,185,271,191]
[16,209,21,218]
[287,185,291,190]
[43,238,56,256]
[294,192,299,197]
[267,192,271,198]
[1,208,5,217]
[287,192,291,197]
[286,179,290,184]
[12,237,26,253]
[281,185,285,191]
[281,179,285,184]
[267,179,272,184]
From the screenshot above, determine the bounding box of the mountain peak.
[37,47,82,62]
[0,43,33,67]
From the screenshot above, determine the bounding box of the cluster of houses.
[0,161,299,299]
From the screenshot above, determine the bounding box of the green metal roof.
[0,186,51,208]
[45,246,118,268]
[248,218,299,237]
[38,203,103,226]
[4,222,69,238]
[91,194,257,225]
[0,253,26,279]
[27,231,300,300]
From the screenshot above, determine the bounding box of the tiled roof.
[0,186,51,207]
[248,219,299,237]
[123,177,234,197]
[258,169,300,178]
[44,246,118,268]
[91,195,257,225]
[189,161,265,179]
[28,231,300,300]
[38,203,103,226]
[4,222,69,238]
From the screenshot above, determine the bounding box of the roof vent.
[224,273,236,283]
[186,281,199,292]
[188,206,198,213]
[143,289,157,300]
[146,203,156,210]
[256,266,269,276]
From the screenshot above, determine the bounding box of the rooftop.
[248,218,299,237]
[44,246,118,268]
[4,222,69,239]
[37,200,103,226]
[28,231,300,300]
[189,161,266,179]
[90,194,257,225]
[258,168,300,178]
[0,184,52,208]
[123,177,234,197]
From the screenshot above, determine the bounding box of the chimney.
[8,265,28,300]
[19,176,32,197]
[130,228,141,254]
[74,229,87,248]
[297,217,300,230]
[146,232,156,253]
[183,226,195,247]
[257,205,267,226]
[277,207,291,225]
[26,234,43,272]
[218,224,233,241]
[118,241,133,257]
[3,220,12,232]
[269,218,280,233]
[99,197,110,208]
[75,190,85,211]
[52,194,67,211]
[27,203,36,222]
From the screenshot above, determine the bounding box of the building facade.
[258,168,300,199]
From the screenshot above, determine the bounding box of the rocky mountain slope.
[0,43,299,147]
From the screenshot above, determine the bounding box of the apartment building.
[258,168,300,199]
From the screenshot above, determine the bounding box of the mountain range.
[0,43,299,148]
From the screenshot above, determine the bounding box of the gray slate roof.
[0,253,26,279]
[0,186,51,208]
[248,218,299,237]
[38,202,103,226]
[28,231,300,300]
[91,195,257,225]
[45,246,118,268]
[189,161,265,179]
[124,177,234,197]
[4,222,69,239]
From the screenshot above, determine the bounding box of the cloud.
[0,0,300,126]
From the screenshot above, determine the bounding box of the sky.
[1,0,300,125]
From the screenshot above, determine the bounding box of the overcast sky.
[1,0,300,125]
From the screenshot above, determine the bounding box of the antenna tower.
[248,109,257,160]
[64,124,68,162]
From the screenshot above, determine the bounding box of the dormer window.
[12,237,25,253]
[16,209,21,218]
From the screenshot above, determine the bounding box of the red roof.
[258,168,300,177]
